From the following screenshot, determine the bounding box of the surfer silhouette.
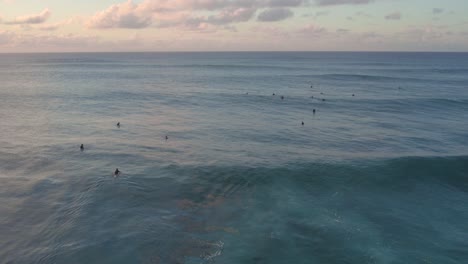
[80,144,84,151]
[117,122,120,128]
[114,168,120,176]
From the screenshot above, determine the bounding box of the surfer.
[165,135,168,141]
[117,122,120,128]
[313,109,316,114]
[301,121,304,126]
[80,144,84,151]
[114,168,120,176]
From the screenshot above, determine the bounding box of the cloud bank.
[5,8,51,24]
[1,0,467,52]
[87,1,152,28]
[84,0,387,30]
[314,0,374,6]
[86,0,308,29]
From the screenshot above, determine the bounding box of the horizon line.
[1,50,468,55]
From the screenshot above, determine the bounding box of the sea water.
[0,52,467,263]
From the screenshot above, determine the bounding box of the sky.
[0,0,467,52]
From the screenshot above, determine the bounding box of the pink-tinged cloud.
[361,31,382,39]
[30,34,99,47]
[5,8,51,24]
[159,7,255,30]
[298,24,327,36]
[315,0,374,6]
[266,0,305,7]
[134,0,305,13]
[0,31,15,45]
[87,0,310,29]
[37,24,60,31]
[36,19,74,31]
[160,0,306,10]
[250,25,291,38]
[0,31,102,50]
[385,12,401,20]
[257,8,293,22]
[87,1,152,29]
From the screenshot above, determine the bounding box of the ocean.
[0,52,467,263]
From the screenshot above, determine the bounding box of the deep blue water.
[1,52,468,263]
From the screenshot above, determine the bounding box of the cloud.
[0,30,105,51]
[432,8,444,15]
[36,24,60,31]
[30,34,100,47]
[0,30,15,45]
[257,8,293,22]
[87,1,152,29]
[385,12,401,20]
[132,0,306,13]
[5,8,51,24]
[87,0,311,29]
[208,7,257,24]
[177,7,256,30]
[303,10,329,19]
[355,11,372,18]
[36,19,74,31]
[397,28,437,42]
[267,0,305,7]
[314,0,374,6]
[298,23,326,36]
[361,31,382,39]
[345,11,371,22]
[250,25,291,38]
[314,11,330,18]
[224,25,238,32]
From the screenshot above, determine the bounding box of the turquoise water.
[0,52,467,263]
